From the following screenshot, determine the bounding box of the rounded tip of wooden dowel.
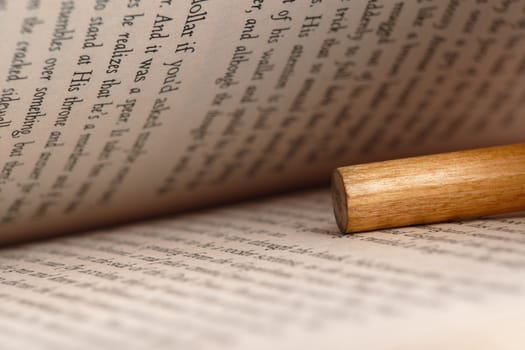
[331,170,348,233]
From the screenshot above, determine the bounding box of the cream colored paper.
[1,189,525,349]
[1,1,525,242]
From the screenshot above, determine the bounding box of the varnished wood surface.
[332,143,525,233]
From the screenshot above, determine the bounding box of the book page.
[1,1,525,242]
[1,188,525,349]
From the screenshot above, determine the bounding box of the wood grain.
[332,143,525,233]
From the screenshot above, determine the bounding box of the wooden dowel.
[332,143,525,233]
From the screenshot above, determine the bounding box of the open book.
[1,1,525,349]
